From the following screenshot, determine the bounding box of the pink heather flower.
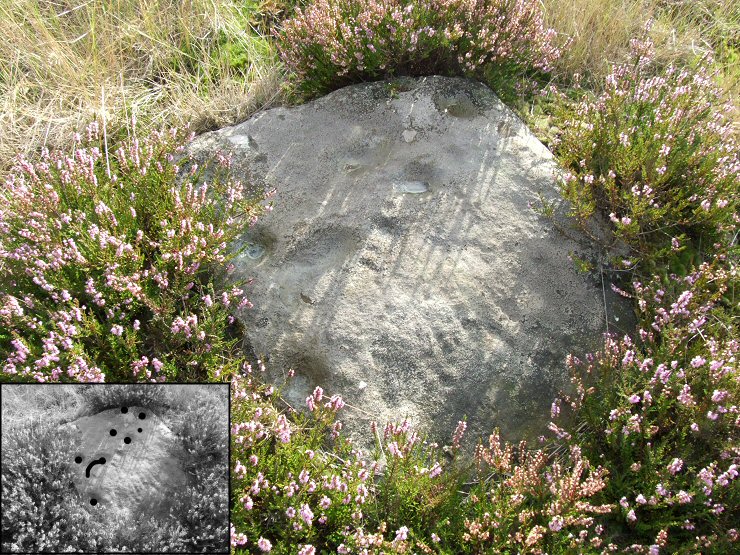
[312,386,323,402]
[110,324,123,336]
[667,458,684,475]
[690,355,706,368]
[286,506,296,518]
[649,545,660,555]
[299,503,314,526]
[320,496,331,509]
[431,533,440,543]
[690,422,700,432]
[628,393,640,404]
[551,399,561,418]
[677,384,695,406]
[619,496,629,508]
[257,538,272,552]
[707,410,719,421]
[428,462,442,478]
[549,515,565,531]
[231,529,248,547]
[626,509,637,522]
[243,496,254,510]
[394,526,409,542]
[656,483,668,496]
[387,441,403,458]
[636,494,647,504]
[671,237,680,250]
[700,199,711,211]
[677,490,693,504]
[452,420,466,448]
[297,546,315,555]
[712,390,728,403]
[326,394,345,411]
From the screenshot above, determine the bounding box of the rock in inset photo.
[0,384,229,554]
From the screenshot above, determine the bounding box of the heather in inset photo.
[1,384,228,553]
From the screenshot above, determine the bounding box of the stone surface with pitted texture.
[66,406,186,517]
[191,75,634,449]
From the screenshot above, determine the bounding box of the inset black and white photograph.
[1,384,228,554]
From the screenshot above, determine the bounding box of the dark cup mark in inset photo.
[124,437,131,445]
[75,456,82,464]
[90,498,98,506]
[109,429,117,436]
[137,428,143,433]
[121,406,128,414]
[138,412,146,420]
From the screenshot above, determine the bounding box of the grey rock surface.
[192,75,633,449]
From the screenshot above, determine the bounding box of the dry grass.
[0,0,285,170]
[542,0,738,94]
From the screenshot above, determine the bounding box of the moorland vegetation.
[1,0,737,552]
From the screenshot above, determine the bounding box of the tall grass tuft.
[0,0,283,170]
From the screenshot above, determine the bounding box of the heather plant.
[548,254,739,552]
[230,371,372,551]
[170,386,229,474]
[168,467,229,552]
[277,0,560,97]
[0,121,270,382]
[229,367,619,553]
[553,34,739,270]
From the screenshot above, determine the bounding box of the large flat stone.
[192,75,633,448]
[66,405,186,517]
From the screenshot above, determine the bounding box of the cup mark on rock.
[393,181,429,194]
[246,244,265,260]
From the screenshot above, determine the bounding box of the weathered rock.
[66,405,186,517]
[192,75,633,449]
